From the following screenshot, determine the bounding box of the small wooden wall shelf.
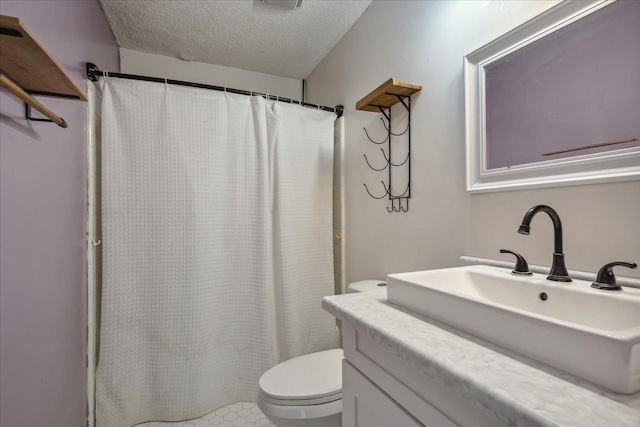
[356,78,421,112]
[0,15,87,128]
[359,78,421,213]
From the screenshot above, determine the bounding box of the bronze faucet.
[518,205,571,282]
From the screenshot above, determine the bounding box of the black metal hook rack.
[357,79,421,213]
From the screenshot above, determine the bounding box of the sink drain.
[539,292,548,301]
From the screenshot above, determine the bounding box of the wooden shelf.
[356,78,421,112]
[1,15,87,100]
[0,15,87,128]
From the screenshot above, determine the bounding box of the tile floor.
[134,402,276,427]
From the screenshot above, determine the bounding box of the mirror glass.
[464,0,640,192]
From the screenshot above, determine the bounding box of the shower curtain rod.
[86,63,344,117]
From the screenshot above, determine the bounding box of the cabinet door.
[343,360,422,427]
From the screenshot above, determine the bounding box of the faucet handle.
[591,262,637,291]
[500,249,533,276]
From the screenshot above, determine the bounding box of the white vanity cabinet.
[341,325,504,427]
[326,291,640,427]
[342,361,421,427]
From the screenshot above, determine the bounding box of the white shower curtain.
[96,78,338,427]
[271,103,338,359]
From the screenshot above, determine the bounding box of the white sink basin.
[386,265,640,394]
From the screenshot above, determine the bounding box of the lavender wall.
[0,1,118,426]
[307,0,640,289]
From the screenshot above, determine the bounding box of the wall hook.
[387,198,409,213]
[363,153,389,171]
[364,181,390,199]
[363,127,389,145]
[380,116,409,136]
[389,182,410,198]
[381,149,410,167]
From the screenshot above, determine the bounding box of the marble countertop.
[323,289,640,427]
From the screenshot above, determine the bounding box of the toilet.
[257,280,386,427]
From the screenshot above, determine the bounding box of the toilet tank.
[347,280,386,293]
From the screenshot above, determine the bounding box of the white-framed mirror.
[464,0,640,193]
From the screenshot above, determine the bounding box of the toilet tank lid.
[259,349,343,400]
[348,280,387,293]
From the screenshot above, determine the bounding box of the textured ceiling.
[99,0,373,79]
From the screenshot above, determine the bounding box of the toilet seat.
[259,348,343,406]
[257,396,342,424]
[259,389,342,406]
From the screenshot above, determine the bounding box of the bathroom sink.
[386,265,640,394]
